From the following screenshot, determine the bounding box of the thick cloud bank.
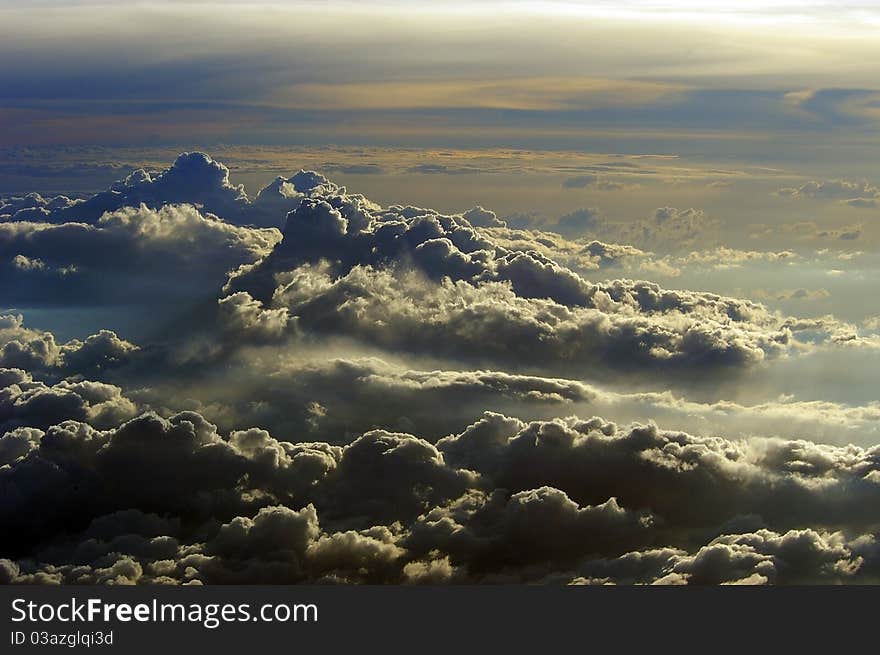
[4,405,880,584]
[1,153,877,585]
[224,191,793,378]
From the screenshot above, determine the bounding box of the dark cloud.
[406,487,655,572]
[438,413,880,535]
[0,406,473,561]
[5,403,880,584]
[1,153,877,586]
[0,204,279,318]
[1,367,137,434]
[0,152,338,230]
[131,354,600,442]
[0,314,137,376]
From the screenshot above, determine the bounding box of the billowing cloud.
[1,367,137,434]
[0,314,137,376]
[0,204,280,317]
[2,153,878,586]
[5,405,880,584]
[224,190,790,378]
[0,152,337,229]
[475,226,645,271]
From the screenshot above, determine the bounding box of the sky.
[2,1,880,585]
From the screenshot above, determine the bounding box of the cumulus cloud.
[0,314,137,376]
[476,226,645,272]
[226,267,792,380]
[461,206,506,228]
[569,527,869,585]
[109,335,880,448]
[0,408,473,561]
[0,204,280,316]
[2,153,878,586]
[777,179,880,206]
[0,153,334,229]
[224,191,791,378]
[5,405,880,584]
[1,367,137,434]
[437,412,880,535]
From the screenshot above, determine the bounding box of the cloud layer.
[4,404,880,584]
[224,189,792,379]
[2,153,878,585]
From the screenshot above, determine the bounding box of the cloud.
[561,175,624,190]
[752,288,831,302]
[570,527,867,585]
[0,407,474,561]
[320,162,385,175]
[406,487,655,571]
[618,207,718,251]
[0,314,137,376]
[224,190,790,378]
[2,154,242,224]
[225,267,791,380]
[475,226,645,271]
[3,152,879,585]
[108,336,880,449]
[1,367,137,434]
[406,163,482,175]
[777,179,880,212]
[461,206,506,228]
[749,220,864,243]
[510,206,718,250]
[5,404,880,584]
[438,413,880,536]
[0,204,280,314]
[554,208,605,236]
[130,354,602,441]
[0,152,338,230]
[777,179,880,202]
